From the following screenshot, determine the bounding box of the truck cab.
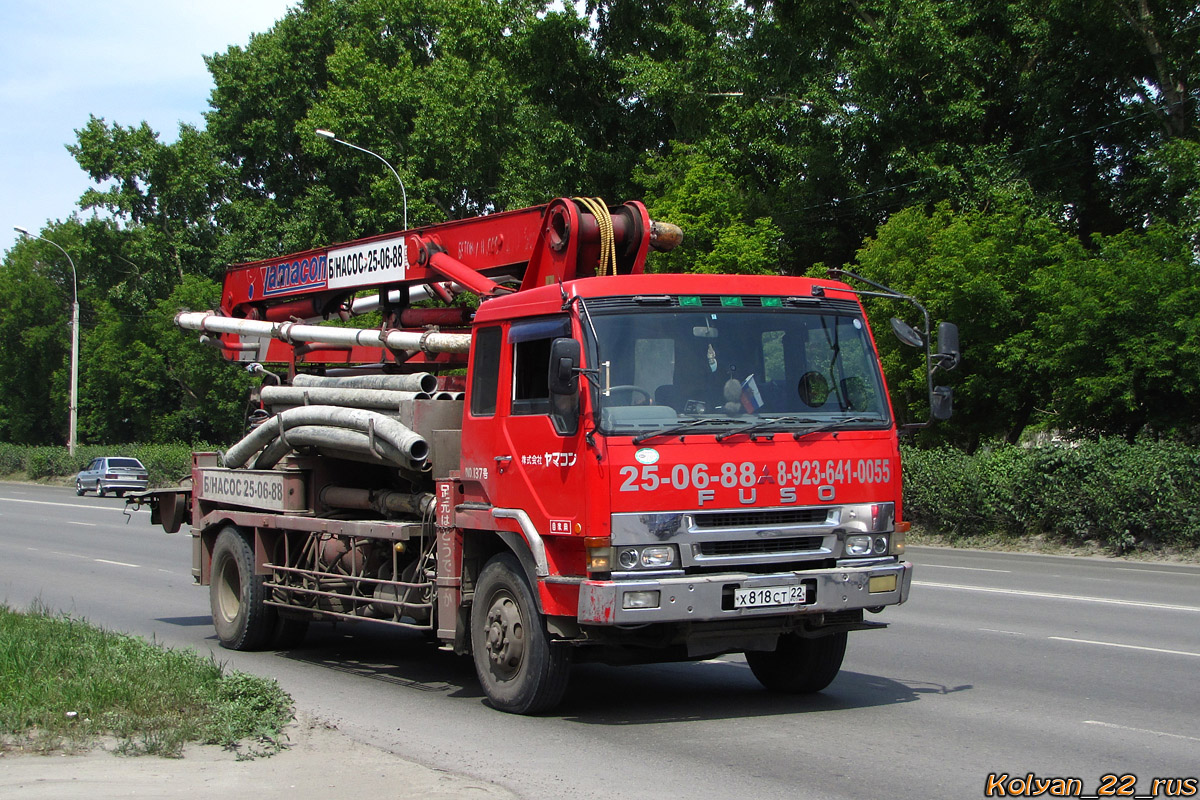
[453,272,912,708]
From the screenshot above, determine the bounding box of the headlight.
[640,546,675,567]
[615,545,678,570]
[845,534,872,556]
[872,535,889,555]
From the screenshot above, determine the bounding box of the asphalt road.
[2,481,1197,800]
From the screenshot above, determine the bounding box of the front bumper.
[577,560,912,625]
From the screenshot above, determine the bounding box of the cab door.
[495,316,588,571]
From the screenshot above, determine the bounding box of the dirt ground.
[0,714,517,800]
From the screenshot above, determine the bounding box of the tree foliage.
[1,0,1197,446]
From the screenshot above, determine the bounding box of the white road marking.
[1111,566,1199,576]
[1083,720,1200,743]
[913,581,1200,613]
[94,559,139,568]
[978,628,1025,636]
[24,547,141,569]
[919,564,1012,573]
[67,521,97,527]
[0,497,146,512]
[1050,636,1200,659]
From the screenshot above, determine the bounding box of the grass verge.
[0,603,293,759]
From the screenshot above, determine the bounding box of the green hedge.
[0,443,206,489]
[902,439,1200,554]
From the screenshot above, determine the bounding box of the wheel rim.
[482,590,526,681]
[215,557,242,624]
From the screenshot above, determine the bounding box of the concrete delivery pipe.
[259,385,431,411]
[175,311,471,355]
[291,373,438,393]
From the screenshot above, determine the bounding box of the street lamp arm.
[13,227,77,296]
[313,130,408,230]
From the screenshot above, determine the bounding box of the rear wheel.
[75,481,84,496]
[471,553,571,714]
[745,631,847,694]
[97,485,106,498]
[210,526,276,650]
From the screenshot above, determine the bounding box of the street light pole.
[314,129,409,230]
[14,226,79,456]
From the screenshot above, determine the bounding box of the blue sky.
[1,1,297,255]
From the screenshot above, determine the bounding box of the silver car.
[76,457,148,497]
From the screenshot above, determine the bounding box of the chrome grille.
[692,509,828,529]
[697,536,825,557]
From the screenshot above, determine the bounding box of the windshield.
[587,302,890,435]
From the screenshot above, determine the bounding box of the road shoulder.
[0,713,517,800]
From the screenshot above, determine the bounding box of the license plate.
[733,584,806,608]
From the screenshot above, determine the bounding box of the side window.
[509,316,570,416]
[470,326,502,417]
[512,337,554,415]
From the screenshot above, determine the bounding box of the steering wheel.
[607,385,652,405]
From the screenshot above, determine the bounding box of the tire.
[114,490,125,498]
[97,485,106,498]
[75,481,85,496]
[471,552,571,714]
[745,631,848,694]
[210,526,277,650]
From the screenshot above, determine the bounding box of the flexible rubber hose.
[224,405,428,469]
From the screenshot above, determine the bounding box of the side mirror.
[890,317,924,348]
[931,386,953,421]
[548,337,581,396]
[548,338,581,436]
[936,322,960,370]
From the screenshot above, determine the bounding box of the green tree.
[637,145,785,274]
[851,201,1088,449]
[78,276,253,445]
[1030,222,1200,440]
[69,118,235,281]
[0,236,75,444]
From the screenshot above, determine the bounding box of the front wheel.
[745,631,847,694]
[210,526,276,650]
[470,553,571,714]
[75,481,85,496]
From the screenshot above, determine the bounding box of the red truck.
[135,197,958,713]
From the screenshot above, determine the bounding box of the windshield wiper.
[631,417,743,444]
[715,416,822,442]
[792,416,876,441]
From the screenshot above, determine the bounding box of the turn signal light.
[585,536,612,572]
